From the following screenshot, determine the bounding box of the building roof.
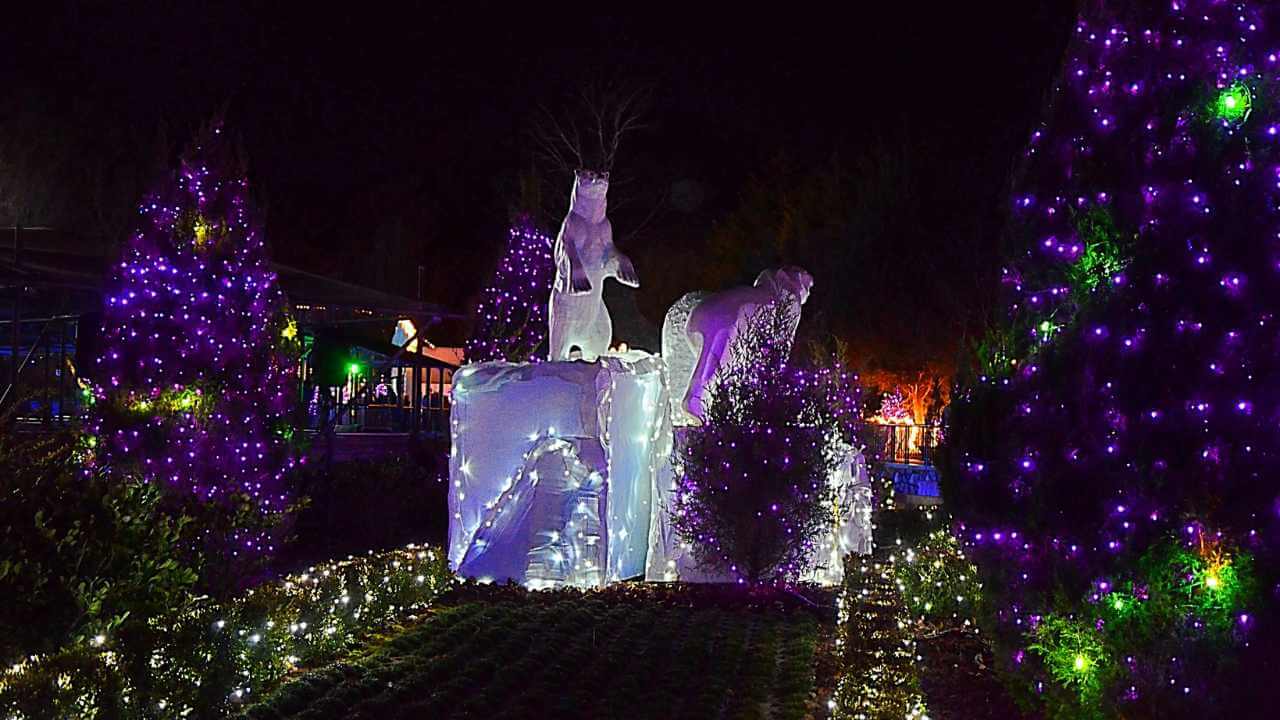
[311,325,459,369]
[276,264,458,322]
[0,228,465,325]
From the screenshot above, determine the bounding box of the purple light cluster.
[86,121,299,574]
[464,216,554,364]
[947,1,1280,714]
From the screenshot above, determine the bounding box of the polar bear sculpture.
[547,170,639,361]
[661,267,813,424]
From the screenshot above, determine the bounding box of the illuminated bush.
[0,544,453,718]
[673,300,860,583]
[891,527,983,624]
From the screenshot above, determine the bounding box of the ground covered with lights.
[244,584,828,720]
[233,506,1016,720]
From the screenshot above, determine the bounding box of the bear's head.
[574,169,610,197]
[570,169,610,221]
[754,266,814,305]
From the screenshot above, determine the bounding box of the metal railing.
[864,422,942,466]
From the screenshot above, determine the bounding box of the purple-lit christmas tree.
[673,301,860,583]
[877,387,912,423]
[944,3,1280,717]
[465,216,554,363]
[86,121,300,589]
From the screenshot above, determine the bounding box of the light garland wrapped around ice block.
[448,351,673,589]
[646,444,871,585]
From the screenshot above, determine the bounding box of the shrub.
[284,450,448,572]
[672,300,859,583]
[465,217,555,363]
[0,421,202,667]
[0,543,453,718]
[890,524,983,625]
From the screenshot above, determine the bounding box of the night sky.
[5,2,1074,350]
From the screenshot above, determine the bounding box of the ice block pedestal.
[447,351,673,589]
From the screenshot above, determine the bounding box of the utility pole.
[9,223,20,407]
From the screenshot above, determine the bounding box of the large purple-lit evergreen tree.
[464,215,554,363]
[86,120,300,589]
[944,3,1280,717]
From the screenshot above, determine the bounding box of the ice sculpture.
[548,170,640,362]
[803,446,874,585]
[448,351,673,589]
[661,267,814,424]
[646,443,871,585]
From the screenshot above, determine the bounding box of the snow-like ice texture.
[646,443,871,585]
[548,170,639,362]
[804,446,874,585]
[661,267,814,425]
[448,350,673,589]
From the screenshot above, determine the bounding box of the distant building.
[0,226,465,439]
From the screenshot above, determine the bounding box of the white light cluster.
[0,543,453,718]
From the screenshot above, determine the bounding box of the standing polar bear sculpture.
[662,267,814,424]
[548,170,640,361]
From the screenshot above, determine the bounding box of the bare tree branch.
[531,104,585,175]
[530,80,650,175]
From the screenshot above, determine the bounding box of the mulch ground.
[917,628,1031,720]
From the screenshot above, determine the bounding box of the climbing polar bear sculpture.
[547,170,639,361]
[662,267,814,424]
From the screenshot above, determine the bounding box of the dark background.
[2,2,1075,378]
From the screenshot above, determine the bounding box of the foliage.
[247,586,821,720]
[86,119,301,592]
[969,205,1133,383]
[943,4,1280,717]
[891,527,983,624]
[0,543,454,719]
[831,554,929,720]
[1013,534,1257,719]
[1064,206,1131,299]
[285,451,449,571]
[465,217,555,363]
[672,300,860,583]
[0,420,202,662]
[861,366,951,427]
[699,136,1035,388]
[0,103,166,245]
[1028,615,1111,713]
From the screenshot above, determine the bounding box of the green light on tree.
[1068,207,1130,295]
[126,386,207,418]
[1148,537,1255,634]
[1214,82,1252,124]
[1029,615,1109,703]
[348,362,362,376]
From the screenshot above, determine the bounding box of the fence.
[864,422,942,466]
[0,315,83,427]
